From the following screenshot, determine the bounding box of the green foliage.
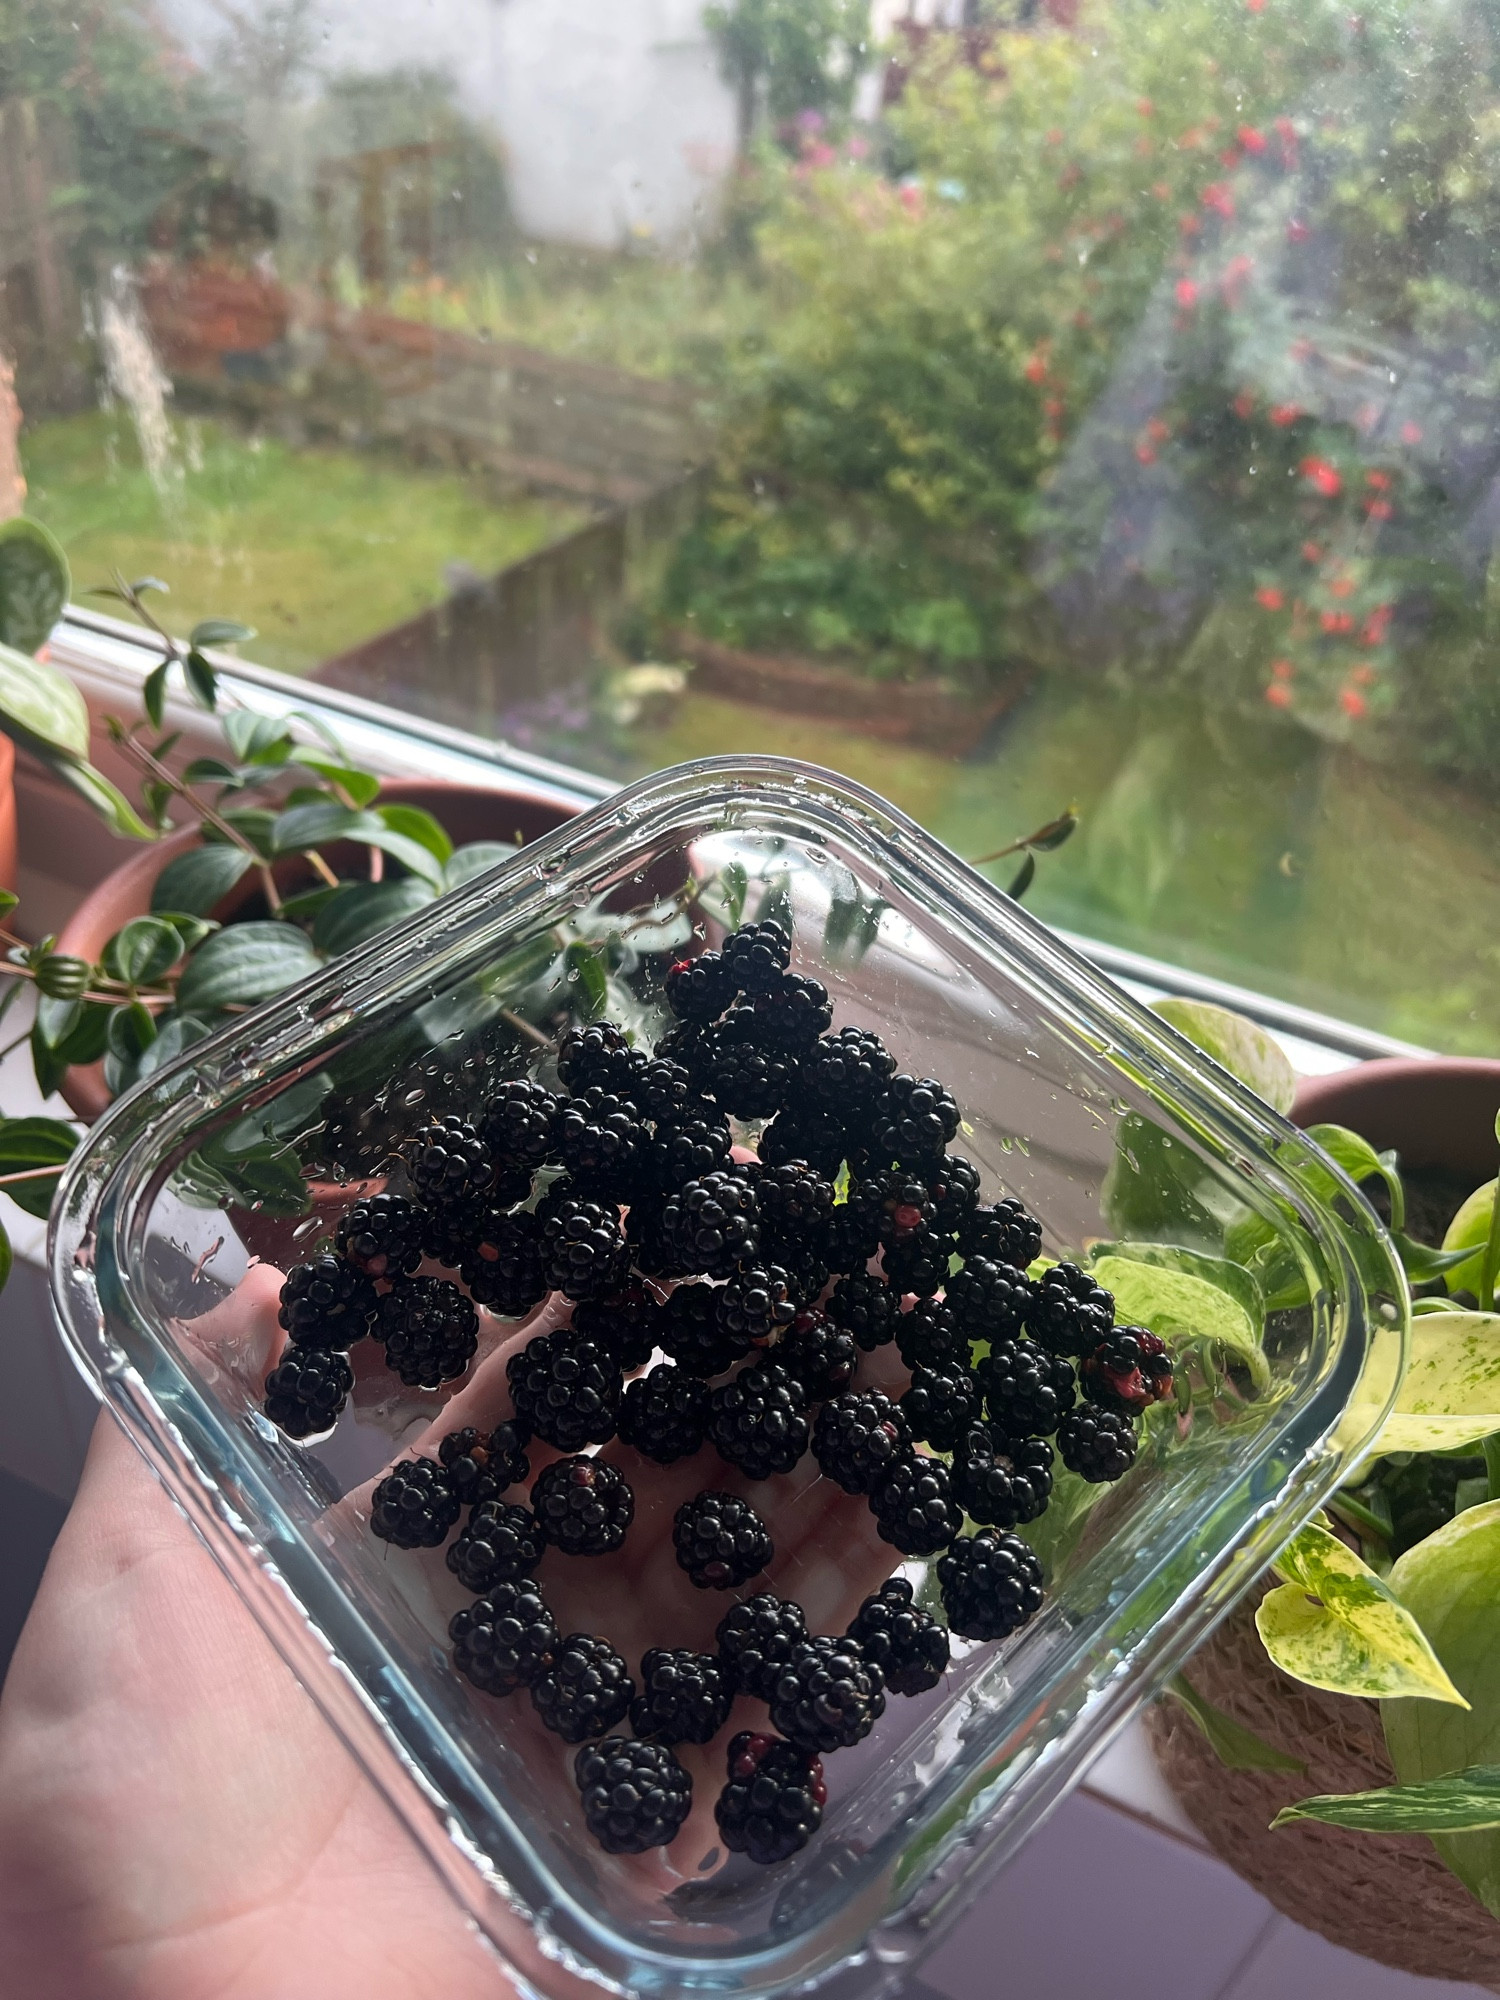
[1275,1764,1500,1835]
[0,518,69,656]
[705,0,871,137]
[1168,1673,1305,1773]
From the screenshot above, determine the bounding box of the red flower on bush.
[1351,662,1377,686]
[1340,688,1368,718]
[1238,126,1267,154]
[1329,576,1355,599]
[1302,540,1323,562]
[1233,391,1256,418]
[1365,498,1393,520]
[1024,352,1048,384]
[1202,182,1235,219]
[1400,420,1423,445]
[1321,610,1355,634]
[1270,403,1302,427]
[1135,441,1157,464]
[1265,681,1292,707]
[1271,659,1294,680]
[1366,469,1392,490]
[1175,277,1199,308]
[1255,586,1284,609]
[1301,456,1342,497]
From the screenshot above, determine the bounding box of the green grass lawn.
[20,409,583,676]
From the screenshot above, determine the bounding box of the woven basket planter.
[1146,1589,1500,1987]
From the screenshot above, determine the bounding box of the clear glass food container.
[50,757,1405,2000]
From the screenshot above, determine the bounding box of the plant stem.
[1483,1434,1500,1504]
[0,1165,69,1186]
[113,732,284,916]
[305,849,340,889]
[1326,1492,1392,1553]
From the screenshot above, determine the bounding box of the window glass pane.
[4,1,1497,1049]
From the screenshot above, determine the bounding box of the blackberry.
[624,1190,685,1278]
[900,1364,981,1452]
[618,1364,710,1463]
[375,1277,479,1387]
[553,1087,647,1193]
[479,1076,561,1170]
[369,1456,461,1548]
[716,1592,809,1699]
[950,1426,1053,1528]
[716,1731,826,1866]
[450,1578,558,1697]
[446,1500,546,1591]
[977,1339,1076,1438]
[629,1056,702,1125]
[263,1344,352,1438]
[720,920,792,992]
[438,1420,530,1504]
[661,1168,761,1278]
[895,1297,966,1372]
[812,1390,912,1496]
[532,1456,635,1555]
[717,1264,799,1345]
[946,1257,1034,1342]
[801,1025,896,1117]
[750,970,833,1049]
[1027,1261,1115,1358]
[778,1246,831,1306]
[928,1154,982,1240]
[556,1021,640,1096]
[419,1166,533,1268]
[847,1577,949,1697]
[773,1309,857,1400]
[757,1160,836,1246]
[631,1649,733,1745]
[572,1284,667,1372]
[870,1075,960,1166]
[827,1271,898,1350]
[769,1635,885,1753]
[759,1105,853,1181]
[459,1209,549,1316]
[665,949,738,1024]
[334,1194,424,1279]
[874,1169,939,1251]
[709,1361,810,1479]
[697,1015,799,1120]
[1057,1404,1138,1483]
[938,1529,1045,1641]
[575,1737,693,1854]
[870,1454,964,1555]
[649,1112,733,1193]
[881,1238,950,1298]
[1080,1324,1174,1415]
[960,1196,1042,1270]
[655,1285,736,1377]
[822,1176,883,1271]
[277,1255,378,1349]
[537,1190,630,1301]
[506,1329,622,1452]
[402,1114,496,1207]
[673,1490,774,1589]
[531,1632,634,1742]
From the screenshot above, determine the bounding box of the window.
[3,0,1497,1051]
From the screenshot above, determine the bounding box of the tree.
[705,0,871,151]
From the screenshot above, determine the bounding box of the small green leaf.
[1443,1180,1497,1299]
[105,915,184,986]
[564,939,608,1020]
[1274,1765,1500,1834]
[1152,998,1297,1116]
[189,618,255,649]
[374,802,453,868]
[33,992,81,1049]
[180,757,240,787]
[0,1215,13,1293]
[173,921,321,1014]
[286,749,380,807]
[45,754,155,839]
[444,840,520,891]
[150,844,253,917]
[218,809,276,858]
[1006,851,1036,899]
[311,877,433,957]
[105,998,157,1063]
[222,711,291,764]
[0,890,17,919]
[154,911,217,953]
[142,661,168,729]
[33,951,89,1000]
[1303,1122,1405,1227]
[130,575,169,597]
[0,516,70,655]
[1168,1673,1305,1772]
[183,650,217,710]
[1397,1234,1482,1283]
[0,639,89,758]
[1090,1253,1269,1390]
[0,1114,79,1218]
[135,1010,212,1082]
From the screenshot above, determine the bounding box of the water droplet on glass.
[403,1088,425,1107]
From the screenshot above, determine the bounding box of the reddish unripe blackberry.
[631,1648,733,1745]
[459,1209,549,1315]
[530,1632,634,1742]
[376,1277,479,1387]
[870,1075,960,1165]
[717,1264,799,1344]
[847,1577,950,1697]
[874,1169,939,1251]
[661,1168,761,1277]
[773,1309,857,1400]
[769,1635,885,1753]
[1080,1324,1174,1415]
[575,1737,693,1854]
[720,920,792,992]
[978,1338,1076,1438]
[950,1424,1053,1527]
[813,1390,912,1495]
[334,1194,424,1279]
[673,1490,775,1589]
[757,1159,836,1245]
[870,1454,964,1555]
[1026,1260,1115,1357]
[697,1014,800,1120]
[759,1105,853,1181]
[478,1077,560,1169]
[553,1087,647,1193]
[661,1280,751,1377]
[506,1328,622,1452]
[801,1025,896,1115]
[263,1344,352,1438]
[881,1237,949,1298]
[537,1189,630,1301]
[446,1500,546,1591]
[438,1420,530,1504]
[938,1529,1045,1641]
[750,970,833,1049]
[450,1578,558,1696]
[278,1254,378,1349]
[895,1296,966,1372]
[946,1256,1034,1341]
[402,1114,497,1207]
[369,1456,460,1548]
[900,1363,981,1452]
[648,1112,734,1193]
[929,1153,982,1239]
[960,1196,1042,1270]
[716,1592,809,1699]
[556,1021,641,1095]
[531,1456,635,1555]
[665,949,738,1024]
[1056,1404,1138,1483]
[715,1731,826,1866]
[618,1364,711,1464]
[572,1284,668,1372]
[708,1361,810,1479]
[827,1270,898,1350]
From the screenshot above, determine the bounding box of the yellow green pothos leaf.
[1257,1520,1468,1707]
[1151,996,1297,1115]
[1443,1179,1497,1299]
[1337,1312,1500,1457]
[1091,1253,1269,1392]
[1273,1765,1500,1835]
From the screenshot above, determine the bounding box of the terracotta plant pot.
[0,733,17,896]
[54,778,581,1123]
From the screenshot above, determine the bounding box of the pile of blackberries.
[267,919,1173,1868]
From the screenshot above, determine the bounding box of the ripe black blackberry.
[531,1456,635,1555]
[619,1364,710,1464]
[769,1635,885,1753]
[673,1490,774,1589]
[446,1500,546,1591]
[572,1284,667,1372]
[459,1210,549,1316]
[665,949,738,1024]
[263,1344,353,1438]
[1057,1404,1138,1483]
[575,1737,693,1854]
[870,1454,964,1555]
[660,1167,761,1278]
[847,1577,950,1697]
[928,1154,982,1241]
[716,1592,809,1699]
[624,1189,685,1279]
[750,970,833,1049]
[537,1189,630,1301]
[696,1014,800,1120]
[870,1075,960,1165]
[759,1105,853,1181]
[709,1361,810,1478]
[757,1159,836,1246]
[716,1264,799,1345]
[716,1731,826,1866]
[874,1169,939,1251]
[977,1339,1076,1438]
[375,1277,479,1387]
[777,1245,831,1306]
[900,1364,981,1452]
[402,1114,497,1207]
[945,1256,1034,1342]
[813,1390,912,1495]
[438,1420,530,1504]
[530,1632,635,1742]
[1026,1260,1115,1358]
[648,1111,734,1193]
[479,1076,560,1169]
[894,1296,966,1372]
[960,1196,1042,1270]
[881,1237,949,1298]
[334,1194,424,1279]
[450,1578,558,1697]
[369,1456,461,1548]
[1080,1324,1174,1415]
[720,920,792,992]
[938,1529,1045,1641]
[950,1425,1053,1528]
[657,1281,743,1377]
[827,1270,898,1350]
[630,1648,733,1745]
[821,1176,883,1270]
[553,1087,648,1193]
[556,1021,641,1096]
[629,1055,702,1125]
[506,1329,622,1452]
[773,1309,857,1400]
[801,1025,896,1117]
[278,1255,378,1349]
